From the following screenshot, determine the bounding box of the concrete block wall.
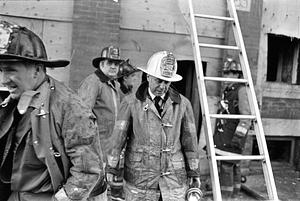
[69,0,121,90]
[261,97,300,119]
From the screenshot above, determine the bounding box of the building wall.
[118,0,228,97]
[0,0,73,85]
[256,0,300,137]
[69,0,121,90]
[225,0,263,85]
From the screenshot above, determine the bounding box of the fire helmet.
[117,59,139,78]
[92,45,124,68]
[222,58,242,73]
[138,51,182,82]
[0,20,69,68]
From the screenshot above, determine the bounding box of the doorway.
[172,60,207,140]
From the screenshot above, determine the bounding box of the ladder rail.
[216,155,265,161]
[227,0,279,199]
[199,43,239,50]
[194,13,234,21]
[209,114,256,119]
[188,0,222,200]
[204,76,248,83]
[186,0,279,200]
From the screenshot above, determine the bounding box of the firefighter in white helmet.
[106,51,202,201]
[213,58,251,199]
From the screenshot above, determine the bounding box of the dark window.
[267,34,300,84]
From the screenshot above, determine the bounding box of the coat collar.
[135,81,181,104]
[94,68,111,83]
[0,76,54,115]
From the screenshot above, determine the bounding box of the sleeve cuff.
[54,187,71,201]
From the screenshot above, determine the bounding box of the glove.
[106,172,114,184]
[53,188,71,201]
[188,177,201,189]
[186,177,203,201]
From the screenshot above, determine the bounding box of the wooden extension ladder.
[186,0,279,200]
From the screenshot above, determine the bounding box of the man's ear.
[33,63,44,78]
[99,60,104,70]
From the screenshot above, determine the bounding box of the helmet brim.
[92,57,124,68]
[138,67,182,82]
[0,54,70,68]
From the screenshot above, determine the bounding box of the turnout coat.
[0,76,105,200]
[78,70,121,159]
[213,83,251,154]
[107,82,200,198]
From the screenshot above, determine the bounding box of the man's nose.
[0,72,10,85]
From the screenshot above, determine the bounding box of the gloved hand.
[106,172,114,184]
[188,177,201,189]
[53,188,71,201]
[186,177,203,201]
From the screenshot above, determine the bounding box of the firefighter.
[117,59,139,99]
[106,51,202,201]
[0,20,106,201]
[213,58,251,199]
[78,45,125,201]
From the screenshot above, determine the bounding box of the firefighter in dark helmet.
[213,58,251,199]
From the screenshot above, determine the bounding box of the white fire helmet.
[138,51,182,82]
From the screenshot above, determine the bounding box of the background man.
[213,58,251,199]
[106,51,201,201]
[0,20,106,201]
[78,45,124,201]
[117,59,139,99]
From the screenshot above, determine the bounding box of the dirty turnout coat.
[0,76,105,200]
[107,82,200,200]
[78,70,120,159]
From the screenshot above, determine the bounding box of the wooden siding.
[262,0,300,38]
[257,0,300,101]
[256,0,300,136]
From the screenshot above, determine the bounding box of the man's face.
[123,72,137,90]
[147,75,171,96]
[0,61,37,100]
[100,59,120,78]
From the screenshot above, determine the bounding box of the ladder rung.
[204,77,248,83]
[199,43,239,50]
[194,14,234,21]
[209,114,256,119]
[216,155,265,161]
[0,87,8,91]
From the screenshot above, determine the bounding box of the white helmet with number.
[138,51,182,82]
